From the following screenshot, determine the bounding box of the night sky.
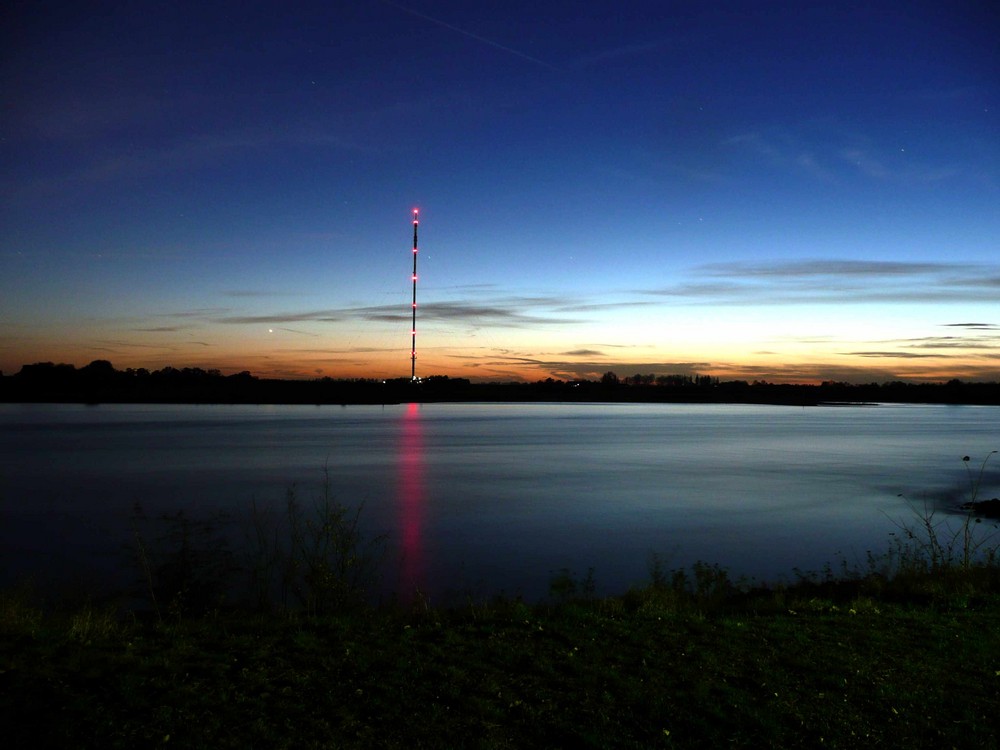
[2,1,997,383]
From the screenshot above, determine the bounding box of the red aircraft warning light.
[410,209,419,382]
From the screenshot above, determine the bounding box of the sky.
[2,0,998,383]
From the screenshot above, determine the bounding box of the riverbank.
[3,361,1000,405]
[3,565,999,749]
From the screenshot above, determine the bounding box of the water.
[1,401,997,602]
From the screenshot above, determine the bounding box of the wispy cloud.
[724,131,833,181]
[89,338,211,354]
[725,129,965,185]
[646,260,1000,306]
[3,119,377,198]
[19,131,276,195]
[944,323,1000,330]
[845,351,946,359]
[555,300,655,314]
[224,290,304,299]
[839,146,960,183]
[536,360,712,381]
[701,260,952,278]
[573,39,666,67]
[521,356,999,386]
[838,147,890,179]
[439,348,718,382]
[162,308,230,319]
[357,300,586,327]
[834,321,1000,366]
[214,310,344,325]
[275,327,322,338]
[907,341,1000,351]
[380,0,560,72]
[899,336,1000,351]
[206,296,590,329]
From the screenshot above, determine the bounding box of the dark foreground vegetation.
[2,459,999,749]
[3,359,1000,405]
[3,571,1000,749]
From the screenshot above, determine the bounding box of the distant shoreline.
[3,360,999,406]
[3,379,999,407]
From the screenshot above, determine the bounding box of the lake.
[1,401,998,603]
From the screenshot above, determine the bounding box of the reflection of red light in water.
[397,402,425,596]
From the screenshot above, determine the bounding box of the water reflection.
[2,402,991,601]
[396,402,426,596]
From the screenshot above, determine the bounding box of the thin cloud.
[699,260,954,278]
[8,121,373,197]
[356,295,589,327]
[900,337,1000,351]
[224,290,302,299]
[846,351,948,359]
[214,310,343,325]
[840,147,889,179]
[208,295,588,329]
[380,0,560,72]
[32,131,271,193]
[556,300,655,313]
[467,353,713,381]
[165,308,231,319]
[574,39,665,67]
[275,327,322,338]
[724,131,834,181]
[92,339,179,351]
[376,301,584,327]
[538,360,712,381]
[725,130,963,185]
[839,146,961,183]
[646,259,1000,306]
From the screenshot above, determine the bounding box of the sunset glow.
[2,2,997,384]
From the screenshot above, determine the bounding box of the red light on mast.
[410,208,420,381]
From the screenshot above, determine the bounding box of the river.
[1,401,997,602]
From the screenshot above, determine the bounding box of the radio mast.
[410,208,419,381]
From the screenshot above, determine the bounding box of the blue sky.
[2,0,997,382]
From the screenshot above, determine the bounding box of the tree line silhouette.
[1,360,998,405]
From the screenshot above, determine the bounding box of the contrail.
[380,0,560,71]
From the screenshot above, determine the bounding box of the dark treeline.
[2,360,999,405]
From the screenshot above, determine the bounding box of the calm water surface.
[1,402,998,601]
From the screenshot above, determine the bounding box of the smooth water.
[1,402,997,601]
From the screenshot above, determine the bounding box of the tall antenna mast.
[410,207,419,382]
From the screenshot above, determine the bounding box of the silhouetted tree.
[626,373,655,386]
[80,360,117,382]
[657,374,693,387]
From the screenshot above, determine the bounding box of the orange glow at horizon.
[2,334,994,385]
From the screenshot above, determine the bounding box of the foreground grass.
[2,573,999,749]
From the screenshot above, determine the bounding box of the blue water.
[1,402,997,601]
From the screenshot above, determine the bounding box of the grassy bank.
[3,452,998,747]
[3,565,1000,749]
